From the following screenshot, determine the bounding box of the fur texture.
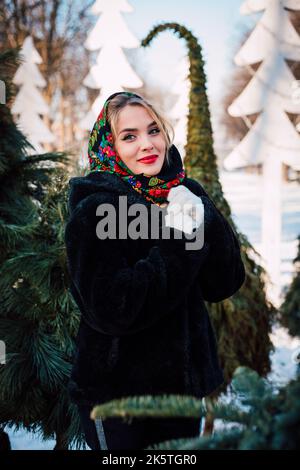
[65,172,245,407]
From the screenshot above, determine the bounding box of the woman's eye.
[123,128,160,141]
[150,127,160,134]
[123,134,135,141]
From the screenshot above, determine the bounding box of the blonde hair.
[106,93,174,166]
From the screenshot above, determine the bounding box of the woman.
[65,91,245,450]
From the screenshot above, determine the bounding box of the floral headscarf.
[87,91,185,206]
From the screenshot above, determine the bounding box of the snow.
[6,429,56,451]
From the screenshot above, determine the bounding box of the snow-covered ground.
[268,325,300,387]
[6,429,57,450]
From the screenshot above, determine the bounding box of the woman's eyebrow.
[119,121,157,135]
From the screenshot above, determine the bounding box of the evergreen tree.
[92,364,300,450]
[168,54,190,159]
[142,23,275,410]
[279,235,300,337]
[0,49,83,449]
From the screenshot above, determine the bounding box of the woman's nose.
[140,135,154,151]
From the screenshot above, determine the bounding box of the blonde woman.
[65,91,245,450]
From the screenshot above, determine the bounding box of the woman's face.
[114,105,167,176]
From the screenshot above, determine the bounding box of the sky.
[121,0,258,103]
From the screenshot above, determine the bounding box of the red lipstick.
[138,155,158,164]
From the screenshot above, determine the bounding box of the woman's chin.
[136,161,164,176]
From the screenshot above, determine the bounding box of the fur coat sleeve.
[184,178,246,303]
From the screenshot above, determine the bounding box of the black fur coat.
[64,171,245,407]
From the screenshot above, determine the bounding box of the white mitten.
[166,185,204,229]
[164,210,197,235]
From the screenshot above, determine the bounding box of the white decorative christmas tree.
[223,0,300,308]
[12,36,54,154]
[80,0,143,131]
[168,55,190,159]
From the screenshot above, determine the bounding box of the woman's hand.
[164,210,197,235]
[164,185,204,235]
